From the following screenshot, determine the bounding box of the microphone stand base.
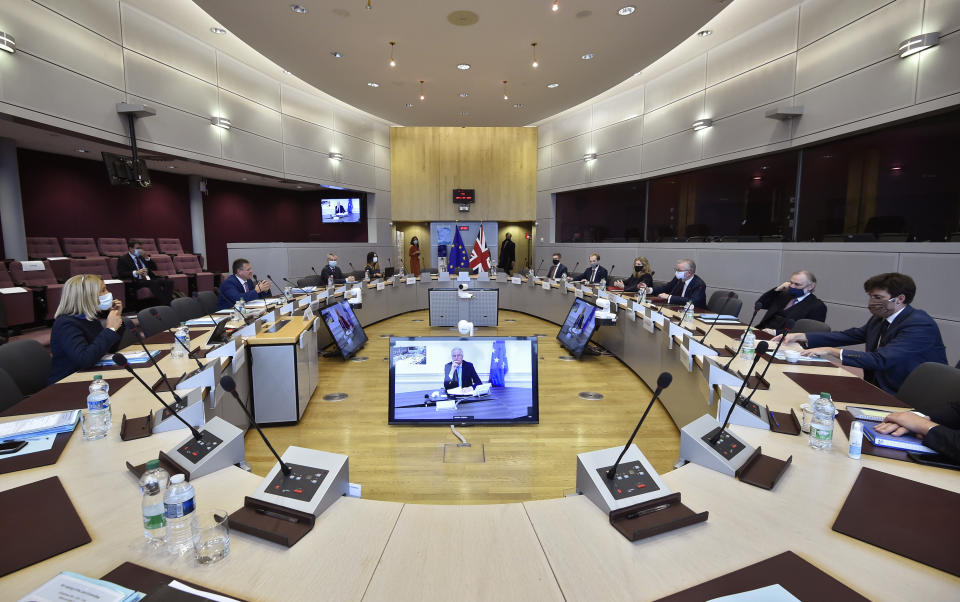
[679,415,792,489]
[576,445,671,514]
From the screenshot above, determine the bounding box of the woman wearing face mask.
[364,251,383,279]
[48,274,125,384]
[408,236,422,277]
[614,257,654,292]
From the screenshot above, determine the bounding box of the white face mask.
[98,292,114,311]
[675,270,687,280]
[373,256,378,263]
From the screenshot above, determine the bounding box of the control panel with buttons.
[596,463,661,501]
[265,463,329,502]
[178,432,223,464]
[701,427,746,460]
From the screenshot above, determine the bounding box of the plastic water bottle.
[164,474,198,555]
[638,288,647,304]
[809,392,835,450]
[85,375,111,439]
[232,300,243,322]
[740,331,757,361]
[171,322,189,359]
[328,275,334,288]
[682,305,695,328]
[848,421,863,459]
[139,459,169,547]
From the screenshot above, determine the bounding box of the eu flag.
[489,340,508,387]
[448,228,470,274]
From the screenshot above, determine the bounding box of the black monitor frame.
[319,300,367,359]
[556,297,598,359]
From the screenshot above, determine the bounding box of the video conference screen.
[557,298,597,359]
[388,337,539,425]
[320,198,361,223]
[319,300,367,359]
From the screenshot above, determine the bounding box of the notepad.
[0,410,79,442]
[96,350,160,366]
[862,422,935,454]
[708,584,799,602]
[699,314,739,321]
[18,571,142,602]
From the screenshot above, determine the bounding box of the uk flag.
[469,225,492,272]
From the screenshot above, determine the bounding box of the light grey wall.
[536,241,960,366]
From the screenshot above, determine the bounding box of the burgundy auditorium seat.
[0,264,35,328]
[150,255,189,296]
[172,255,214,293]
[9,260,64,320]
[130,237,160,255]
[69,258,125,307]
[62,237,101,258]
[157,238,186,256]
[26,237,71,281]
[98,237,128,258]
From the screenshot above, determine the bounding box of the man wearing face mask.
[547,253,568,279]
[614,257,654,292]
[571,253,608,285]
[776,272,947,394]
[117,239,173,306]
[647,259,707,307]
[755,270,827,333]
[318,253,355,285]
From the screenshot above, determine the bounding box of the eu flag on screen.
[448,228,470,274]
[489,340,508,387]
[347,198,353,216]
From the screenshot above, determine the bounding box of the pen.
[769,410,781,428]
[255,507,299,523]
[625,503,670,520]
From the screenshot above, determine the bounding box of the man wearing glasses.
[775,272,947,394]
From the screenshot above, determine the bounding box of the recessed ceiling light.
[404,103,414,108]
[331,51,343,58]
[459,92,469,98]
[75,148,88,153]
[367,82,379,87]
[546,82,559,88]
[457,63,471,70]
[290,5,307,14]
[210,27,227,34]
[697,29,713,37]
[552,1,559,12]
[282,69,291,75]
[513,103,523,109]
[618,6,636,16]
[581,53,595,60]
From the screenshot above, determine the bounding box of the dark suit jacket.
[443,360,483,391]
[925,400,960,463]
[497,240,516,270]
[546,263,568,279]
[48,315,123,384]
[573,265,609,284]
[319,265,347,285]
[805,305,948,394]
[363,264,382,279]
[117,253,159,281]
[216,275,269,310]
[756,287,828,332]
[651,275,707,307]
[620,272,653,293]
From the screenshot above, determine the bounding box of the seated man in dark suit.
[319,253,356,285]
[570,253,608,285]
[875,401,960,463]
[546,252,568,279]
[118,240,173,305]
[756,269,827,333]
[648,258,707,307]
[216,258,271,310]
[443,347,483,391]
[778,272,948,394]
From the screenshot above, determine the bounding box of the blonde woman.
[614,257,654,292]
[48,274,124,384]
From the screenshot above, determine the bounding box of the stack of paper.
[699,314,740,321]
[291,286,317,294]
[95,350,160,366]
[18,571,142,602]
[0,410,79,443]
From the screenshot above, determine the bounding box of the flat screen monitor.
[388,336,539,425]
[319,300,367,359]
[320,198,361,223]
[557,298,597,359]
[102,151,151,188]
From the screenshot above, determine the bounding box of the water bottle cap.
[820,392,831,399]
[93,374,102,381]
[146,459,160,470]
[170,474,185,484]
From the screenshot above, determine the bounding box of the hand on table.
[874,411,937,438]
[613,279,625,288]
[800,346,840,360]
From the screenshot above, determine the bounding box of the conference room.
[1,1,959,600]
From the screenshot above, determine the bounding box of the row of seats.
[27,236,192,260]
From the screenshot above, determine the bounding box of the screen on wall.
[320,198,361,223]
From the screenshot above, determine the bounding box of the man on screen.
[443,347,483,391]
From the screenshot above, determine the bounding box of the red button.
[638,484,646,488]
[192,452,198,456]
[732,444,738,448]
[617,489,622,494]
[274,485,280,490]
[294,489,303,494]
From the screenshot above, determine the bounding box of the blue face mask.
[133,249,141,257]
[328,260,337,267]
[788,287,805,298]
[98,292,113,311]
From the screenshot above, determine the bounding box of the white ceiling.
[192,0,730,126]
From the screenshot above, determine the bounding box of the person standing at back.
[408,237,422,276]
[497,233,516,276]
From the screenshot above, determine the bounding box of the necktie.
[457,366,462,387]
[875,320,890,350]
[243,279,251,293]
[592,266,598,282]
[785,298,797,310]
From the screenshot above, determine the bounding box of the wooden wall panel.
[391,127,537,221]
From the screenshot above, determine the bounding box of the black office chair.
[896,363,960,416]
[707,291,740,314]
[197,291,218,315]
[0,339,51,396]
[0,367,24,412]
[297,275,323,288]
[792,319,831,333]
[171,297,204,323]
[137,305,179,338]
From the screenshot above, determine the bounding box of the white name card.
[541,280,551,291]
[511,276,522,285]
[575,288,584,299]
[376,281,385,291]
[406,276,417,285]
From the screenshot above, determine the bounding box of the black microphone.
[348,262,355,275]
[148,308,204,370]
[742,327,791,406]
[607,265,615,286]
[713,341,769,444]
[606,372,673,480]
[268,274,290,297]
[723,300,764,371]
[282,276,299,289]
[700,292,736,343]
[129,324,189,408]
[220,375,291,476]
[569,261,580,280]
[311,265,319,276]
[112,353,202,440]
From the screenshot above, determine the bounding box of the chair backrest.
[0,367,24,412]
[171,297,203,323]
[150,254,177,276]
[62,237,101,258]
[131,238,160,255]
[0,339,51,395]
[70,257,112,279]
[98,238,128,257]
[792,319,831,333]
[0,264,14,287]
[157,238,185,255]
[707,291,739,313]
[896,362,960,416]
[138,305,180,338]
[26,236,63,259]
[297,275,323,288]
[197,291,218,315]
[173,254,204,274]
[10,260,58,286]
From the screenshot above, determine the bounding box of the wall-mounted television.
[319,300,367,359]
[102,151,151,188]
[321,198,361,223]
[388,336,539,425]
[557,298,597,359]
